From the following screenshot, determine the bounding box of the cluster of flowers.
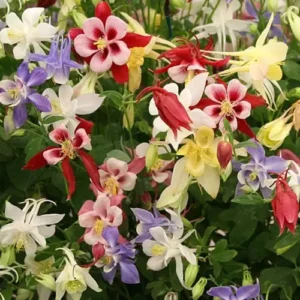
[0,0,300,299]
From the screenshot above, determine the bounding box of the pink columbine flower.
[91,158,137,205]
[78,194,123,245]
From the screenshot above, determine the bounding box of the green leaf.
[232,194,265,205]
[212,250,238,262]
[64,223,84,242]
[213,239,228,253]
[43,115,66,124]
[274,231,300,255]
[234,141,258,149]
[106,149,131,162]
[202,226,216,246]
[25,136,47,161]
[283,60,300,81]
[101,91,123,108]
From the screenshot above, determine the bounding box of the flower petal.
[27,93,51,112]
[233,100,251,119]
[74,35,98,57]
[119,261,140,284]
[227,79,248,102]
[73,128,91,150]
[109,41,130,65]
[61,157,75,200]
[205,83,226,103]
[119,173,137,191]
[111,63,129,83]
[13,103,27,128]
[75,94,105,115]
[122,32,151,48]
[23,146,56,170]
[197,166,220,199]
[207,287,233,300]
[82,17,105,41]
[90,49,112,73]
[49,125,71,144]
[95,1,112,24]
[105,15,127,41]
[236,284,260,300]
[43,148,64,165]
[106,158,128,177]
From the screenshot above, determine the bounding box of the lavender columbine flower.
[234,140,287,198]
[29,33,82,84]
[98,227,140,285]
[207,282,262,300]
[0,62,51,128]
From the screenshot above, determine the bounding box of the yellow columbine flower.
[177,126,219,177]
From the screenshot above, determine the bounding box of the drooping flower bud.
[192,277,207,300]
[267,0,278,13]
[36,274,56,291]
[72,10,87,28]
[92,243,105,261]
[217,141,233,169]
[123,103,135,130]
[185,264,199,288]
[242,270,253,286]
[146,144,159,171]
[283,7,300,42]
[293,101,300,131]
[16,289,32,300]
[164,292,178,300]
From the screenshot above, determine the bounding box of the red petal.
[23,146,57,170]
[122,33,151,48]
[69,28,84,40]
[128,157,145,174]
[244,93,266,108]
[95,1,112,24]
[37,0,56,7]
[237,119,256,138]
[78,150,103,192]
[111,63,129,83]
[61,158,76,200]
[75,117,94,135]
[190,98,216,110]
[278,149,300,164]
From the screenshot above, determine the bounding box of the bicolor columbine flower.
[177,126,221,199]
[193,0,251,51]
[207,282,261,300]
[78,194,123,245]
[142,210,196,288]
[140,73,216,150]
[0,7,57,59]
[196,79,266,137]
[41,84,105,133]
[70,1,151,83]
[0,199,64,255]
[97,226,140,285]
[23,122,102,200]
[29,33,82,84]
[0,62,51,129]
[234,140,287,198]
[55,248,101,300]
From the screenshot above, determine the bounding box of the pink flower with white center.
[78,194,123,245]
[74,16,130,73]
[203,79,252,132]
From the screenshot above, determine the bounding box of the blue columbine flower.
[29,32,82,84]
[234,140,287,198]
[0,62,51,129]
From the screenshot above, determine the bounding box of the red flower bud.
[37,0,56,8]
[272,175,299,234]
[92,243,105,261]
[217,141,233,169]
[278,149,300,164]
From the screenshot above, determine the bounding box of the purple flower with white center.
[131,208,176,243]
[98,226,140,285]
[234,140,287,198]
[29,33,82,85]
[0,62,51,129]
[207,282,262,300]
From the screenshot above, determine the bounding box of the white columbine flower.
[55,248,101,300]
[142,209,197,288]
[42,84,105,133]
[0,7,58,59]
[0,198,64,255]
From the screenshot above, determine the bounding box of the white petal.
[189,109,216,129]
[5,202,24,220]
[38,225,55,238]
[24,235,38,255]
[30,228,47,248]
[197,166,220,199]
[13,40,28,59]
[82,270,101,292]
[149,227,170,246]
[6,12,23,30]
[147,256,166,271]
[178,88,192,108]
[142,240,159,257]
[136,143,149,157]
[178,244,197,265]
[22,8,44,26]
[184,72,208,106]
[149,98,158,116]
[153,117,169,132]
[75,94,105,115]
[163,83,179,96]
[31,214,64,227]
[30,23,58,41]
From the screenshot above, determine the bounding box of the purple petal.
[102,227,119,248]
[119,261,140,284]
[260,186,272,199]
[27,67,48,87]
[131,208,155,223]
[207,286,233,300]
[270,26,285,39]
[134,232,152,243]
[102,267,116,285]
[46,64,56,78]
[13,104,27,128]
[53,66,69,84]
[246,140,265,163]
[236,283,260,300]
[17,62,30,83]
[27,93,51,112]
[264,156,287,173]
[29,53,48,62]
[232,160,242,171]
[245,1,258,18]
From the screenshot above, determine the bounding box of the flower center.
[7,87,20,100]
[127,47,145,68]
[61,140,76,159]
[151,159,164,171]
[65,280,86,294]
[104,177,119,195]
[220,100,233,116]
[94,38,107,52]
[51,99,62,114]
[98,255,113,265]
[94,219,105,234]
[249,171,257,181]
[151,244,167,256]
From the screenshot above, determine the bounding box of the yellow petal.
[120,12,145,34]
[256,13,274,47]
[197,166,220,199]
[177,142,192,156]
[195,126,214,148]
[185,157,205,177]
[266,63,283,81]
[129,66,142,92]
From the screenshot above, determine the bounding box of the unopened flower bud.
[123,103,135,130]
[16,289,32,300]
[249,23,258,35]
[73,71,98,97]
[141,192,152,210]
[293,101,300,131]
[72,11,87,28]
[192,277,207,300]
[242,270,253,286]
[146,144,159,171]
[185,264,199,288]
[267,0,278,13]
[0,246,15,266]
[285,7,300,41]
[164,292,178,300]
[170,0,185,9]
[217,141,233,169]
[92,243,105,261]
[36,274,56,291]
[287,88,300,98]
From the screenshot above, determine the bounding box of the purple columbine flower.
[99,227,140,285]
[0,62,51,129]
[234,140,287,198]
[207,282,262,300]
[29,33,82,84]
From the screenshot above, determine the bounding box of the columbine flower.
[41,84,105,133]
[0,62,51,129]
[55,248,101,300]
[0,264,19,300]
[70,1,151,83]
[272,173,299,234]
[193,0,251,51]
[139,73,215,150]
[0,7,57,59]
[23,122,102,200]
[177,126,220,199]
[142,211,196,288]
[0,199,64,255]
[91,158,137,205]
[29,33,83,84]
[196,79,266,137]
[78,194,123,245]
[207,282,261,300]
[97,226,140,284]
[234,140,287,198]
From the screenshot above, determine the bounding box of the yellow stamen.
[104,177,119,195]
[94,38,107,51]
[127,47,145,68]
[51,99,62,114]
[94,219,105,234]
[7,88,20,100]
[151,159,164,171]
[249,172,257,181]
[185,70,195,85]
[61,140,76,159]
[151,244,167,256]
[220,100,233,116]
[98,255,113,265]
[65,280,85,294]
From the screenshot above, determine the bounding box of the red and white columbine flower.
[70,1,151,83]
[78,194,123,245]
[195,79,266,137]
